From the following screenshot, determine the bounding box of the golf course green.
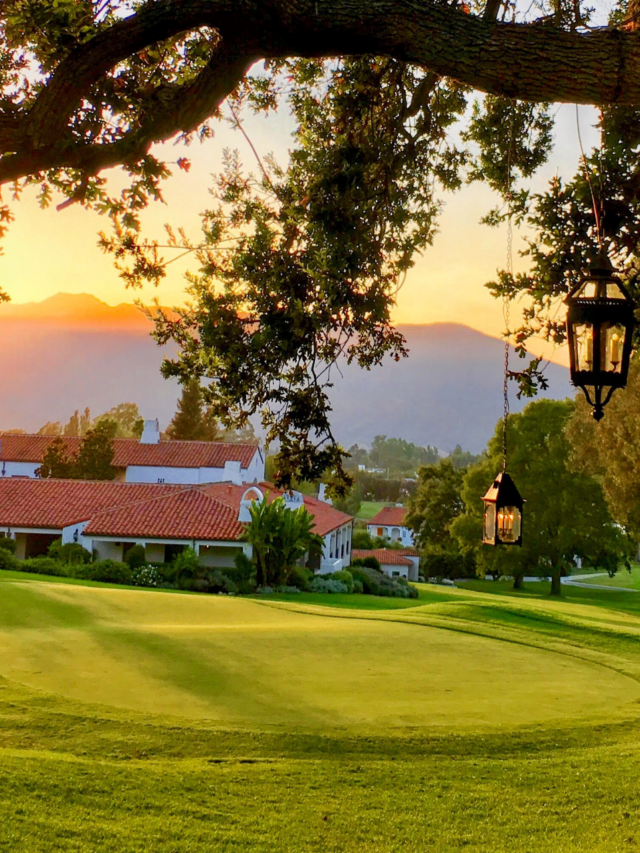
[3,572,640,851]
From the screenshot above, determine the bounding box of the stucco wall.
[93,540,124,561]
[14,532,26,559]
[199,545,243,568]
[367,523,414,546]
[1,461,39,478]
[145,543,165,563]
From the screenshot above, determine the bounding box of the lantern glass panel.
[573,278,626,300]
[572,322,594,371]
[497,506,521,543]
[483,503,496,543]
[600,322,626,373]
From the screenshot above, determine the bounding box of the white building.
[0,478,353,572]
[0,420,264,485]
[367,505,414,546]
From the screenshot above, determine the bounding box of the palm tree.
[244,496,323,587]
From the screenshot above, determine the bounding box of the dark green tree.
[451,399,631,594]
[566,355,640,541]
[447,445,482,469]
[75,421,117,481]
[36,436,76,479]
[166,380,220,442]
[406,460,465,551]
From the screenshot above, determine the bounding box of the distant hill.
[0,294,573,452]
[328,324,572,453]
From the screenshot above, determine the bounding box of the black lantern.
[482,471,523,546]
[565,251,635,421]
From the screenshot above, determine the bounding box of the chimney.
[318,483,332,505]
[239,487,264,522]
[140,419,160,444]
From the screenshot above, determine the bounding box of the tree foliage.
[452,399,631,594]
[36,421,117,481]
[406,460,465,552]
[243,495,323,588]
[165,379,220,442]
[1,0,640,489]
[566,355,640,538]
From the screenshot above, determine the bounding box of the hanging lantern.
[482,471,524,546]
[565,250,635,421]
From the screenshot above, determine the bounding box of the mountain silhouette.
[0,294,572,452]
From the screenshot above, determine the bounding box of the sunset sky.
[0,99,601,368]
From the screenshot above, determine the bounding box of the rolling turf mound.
[1,578,639,730]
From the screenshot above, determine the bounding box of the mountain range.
[0,293,573,453]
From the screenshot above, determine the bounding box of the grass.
[5,574,640,849]
[575,564,640,590]
[356,500,395,520]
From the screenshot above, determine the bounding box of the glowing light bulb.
[611,333,621,366]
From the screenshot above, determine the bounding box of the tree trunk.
[550,569,562,596]
[513,573,524,590]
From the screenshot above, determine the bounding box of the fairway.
[0,578,639,729]
[7,574,640,851]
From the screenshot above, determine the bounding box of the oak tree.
[4,0,640,491]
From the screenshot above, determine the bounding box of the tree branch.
[3,0,640,183]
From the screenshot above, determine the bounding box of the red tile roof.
[0,478,179,530]
[201,482,353,536]
[352,549,413,567]
[367,506,409,527]
[0,479,351,542]
[0,434,260,470]
[84,489,243,541]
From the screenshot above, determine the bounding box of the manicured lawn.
[4,574,640,850]
[356,500,395,520]
[576,564,640,590]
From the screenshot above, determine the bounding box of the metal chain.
[502,105,514,472]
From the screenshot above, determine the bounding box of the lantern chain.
[502,105,514,472]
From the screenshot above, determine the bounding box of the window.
[377,527,383,537]
[392,571,400,577]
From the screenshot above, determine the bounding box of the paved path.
[562,572,638,593]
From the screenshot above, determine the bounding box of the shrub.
[0,536,16,554]
[351,529,374,549]
[352,578,363,594]
[124,544,147,570]
[48,540,92,565]
[350,565,381,595]
[167,547,200,588]
[329,569,354,592]
[310,577,349,594]
[276,585,301,594]
[351,556,382,572]
[131,565,160,587]
[21,557,68,577]
[421,549,476,580]
[0,548,19,571]
[288,564,312,591]
[208,569,238,594]
[256,586,274,594]
[77,560,132,585]
[224,553,256,594]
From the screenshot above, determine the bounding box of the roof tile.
[0,434,259,470]
[367,506,409,527]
